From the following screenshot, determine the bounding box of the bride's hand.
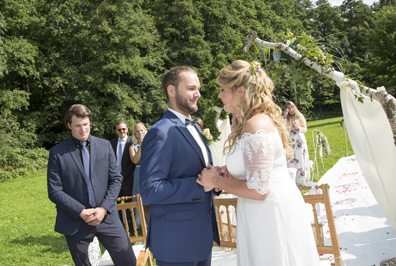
[219,166,233,179]
[214,166,224,176]
[196,165,218,191]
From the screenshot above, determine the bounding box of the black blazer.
[47,136,122,236]
[110,136,135,192]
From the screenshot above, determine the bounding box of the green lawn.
[0,116,353,265]
[0,172,73,266]
[306,116,353,181]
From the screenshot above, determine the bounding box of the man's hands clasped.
[80,207,107,226]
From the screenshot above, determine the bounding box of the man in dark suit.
[140,66,220,266]
[110,121,135,198]
[110,121,135,231]
[47,104,136,266]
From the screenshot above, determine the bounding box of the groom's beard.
[175,89,198,115]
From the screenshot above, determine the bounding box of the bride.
[197,60,320,266]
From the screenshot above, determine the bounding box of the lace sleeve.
[240,131,276,195]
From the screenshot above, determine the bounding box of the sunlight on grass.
[0,172,74,266]
[306,117,353,182]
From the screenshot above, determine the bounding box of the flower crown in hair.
[251,61,261,74]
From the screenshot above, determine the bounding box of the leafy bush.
[0,147,48,182]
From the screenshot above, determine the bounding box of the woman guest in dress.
[129,122,148,224]
[284,101,310,185]
[196,60,319,266]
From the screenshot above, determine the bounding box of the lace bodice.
[226,130,287,195]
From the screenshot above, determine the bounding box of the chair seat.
[98,244,145,266]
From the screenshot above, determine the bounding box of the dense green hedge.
[0,148,48,182]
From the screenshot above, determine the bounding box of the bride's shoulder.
[243,113,276,135]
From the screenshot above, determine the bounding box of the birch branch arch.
[243,31,396,147]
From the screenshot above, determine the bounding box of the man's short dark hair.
[162,66,198,100]
[64,104,92,130]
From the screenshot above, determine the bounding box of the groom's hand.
[196,165,218,191]
[196,174,213,192]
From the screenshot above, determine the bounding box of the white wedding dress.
[226,130,319,266]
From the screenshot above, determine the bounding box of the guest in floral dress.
[284,101,310,185]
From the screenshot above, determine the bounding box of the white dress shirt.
[168,108,210,166]
[117,136,128,168]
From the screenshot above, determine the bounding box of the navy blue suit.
[140,110,220,264]
[47,135,135,266]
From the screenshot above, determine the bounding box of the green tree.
[339,0,374,62]
[0,89,48,181]
[366,3,396,95]
[1,0,166,147]
[0,11,6,78]
[1,0,390,180]
[311,0,344,52]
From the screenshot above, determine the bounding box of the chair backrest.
[214,185,342,265]
[213,197,237,249]
[301,184,342,266]
[116,194,147,246]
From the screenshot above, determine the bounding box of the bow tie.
[185,118,197,126]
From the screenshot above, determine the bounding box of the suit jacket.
[110,136,135,193]
[47,136,122,236]
[139,110,220,263]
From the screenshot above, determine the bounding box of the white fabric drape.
[209,116,231,166]
[340,86,396,230]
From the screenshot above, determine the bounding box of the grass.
[0,172,155,266]
[0,116,353,265]
[306,116,353,182]
[0,172,73,266]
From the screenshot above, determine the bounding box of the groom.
[139,66,220,266]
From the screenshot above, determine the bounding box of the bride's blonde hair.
[216,60,292,157]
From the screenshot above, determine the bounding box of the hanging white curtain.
[340,86,396,230]
[209,115,231,167]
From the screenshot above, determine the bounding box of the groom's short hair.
[162,66,198,100]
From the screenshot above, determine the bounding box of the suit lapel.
[167,111,207,167]
[66,137,86,178]
[191,123,214,165]
[111,139,117,156]
[200,132,213,165]
[90,136,97,183]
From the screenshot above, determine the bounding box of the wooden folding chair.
[213,197,237,249]
[99,194,153,266]
[301,184,342,266]
[117,194,153,266]
[214,186,342,266]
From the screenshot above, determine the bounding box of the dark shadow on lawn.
[11,234,69,254]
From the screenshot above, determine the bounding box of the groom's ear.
[167,85,176,99]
